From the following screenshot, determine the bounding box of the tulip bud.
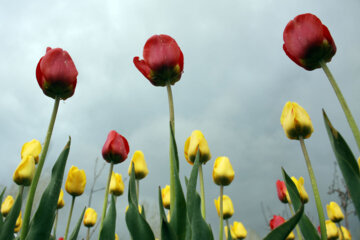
[1,195,14,217]
[338,226,352,240]
[109,172,125,196]
[232,221,247,239]
[115,234,119,240]
[21,139,42,164]
[326,201,344,223]
[291,176,309,203]
[269,215,295,240]
[214,195,234,219]
[57,189,65,209]
[276,180,291,204]
[13,155,36,186]
[224,226,235,239]
[83,207,97,227]
[283,13,336,71]
[321,220,339,240]
[212,156,235,186]
[36,47,78,100]
[14,211,22,233]
[102,130,130,164]
[133,34,184,87]
[161,185,170,209]
[280,102,313,140]
[184,130,211,165]
[128,150,149,180]
[65,166,86,196]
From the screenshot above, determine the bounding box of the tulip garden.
[1,9,360,240]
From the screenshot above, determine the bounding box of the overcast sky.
[1,0,360,239]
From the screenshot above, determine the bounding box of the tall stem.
[64,196,76,240]
[99,162,114,239]
[199,164,206,219]
[225,219,230,239]
[320,61,360,150]
[288,202,303,240]
[21,97,60,240]
[166,84,175,132]
[86,227,90,240]
[219,185,224,240]
[53,210,59,240]
[299,137,326,240]
[337,222,345,240]
[136,179,140,203]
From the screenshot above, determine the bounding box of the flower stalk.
[199,164,206,219]
[337,222,344,240]
[166,83,175,132]
[53,210,59,240]
[219,185,224,240]
[64,196,75,240]
[99,162,114,234]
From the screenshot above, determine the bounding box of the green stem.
[225,219,230,239]
[166,84,175,133]
[288,202,303,240]
[86,227,90,240]
[64,196,76,240]
[219,185,224,240]
[199,164,206,219]
[53,210,59,239]
[320,61,360,151]
[99,162,114,238]
[337,222,344,240]
[136,179,140,203]
[21,97,60,240]
[299,137,326,240]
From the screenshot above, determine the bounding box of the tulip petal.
[158,187,177,240]
[0,189,23,240]
[133,57,152,81]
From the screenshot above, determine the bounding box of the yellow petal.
[57,189,65,209]
[232,221,247,239]
[128,150,149,180]
[21,139,42,164]
[83,207,97,227]
[213,156,235,186]
[326,201,344,222]
[214,195,234,219]
[13,156,35,186]
[110,172,125,196]
[65,166,86,196]
[1,195,14,217]
[161,185,171,209]
[325,220,339,239]
[291,176,309,203]
[184,130,211,165]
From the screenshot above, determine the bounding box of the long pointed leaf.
[323,110,360,220]
[68,207,85,240]
[99,195,116,240]
[25,138,71,240]
[158,187,176,240]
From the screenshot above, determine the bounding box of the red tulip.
[36,47,78,100]
[283,13,336,70]
[102,130,129,164]
[269,215,285,230]
[276,180,289,203]
[133,34,184,86]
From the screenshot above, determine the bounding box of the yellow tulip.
[326,201,344,222]
[65,166,86,196]
[161,185,170,209]
[212,156,235,186]
[286,231,295,240]
[13,155,36,186]
[224,226,236,239]
[110,172,125,196]
[232,221,247,239]
[1,195,14,217]
[325,220,339,240]
[291,176,309,203]
[280,102,313,140]
[21,139,42,164]
[14,211,22,233]
[338,226,352,240]
[115,234,119,240]
[184,130,211,165]
[214,195,234,219]
[83,207,97,227]
[128,150,149,180]
[57,189,65,209]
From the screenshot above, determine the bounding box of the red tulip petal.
[133,57,152,80]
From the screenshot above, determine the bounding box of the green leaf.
[125,164,155,240]
[0,187,23,240]
[323,110,360,221]
[263,204,304,240]
[169,124,188,240]
[0,187,6,231]
[25,138,71,240]
[282,168,320,240]
[99,195,116,240]
[226,226,233,240]
[186,151,214,240]
[158,187,176,240]
[69,207,86,240]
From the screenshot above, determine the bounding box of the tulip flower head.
[102,130,129,164]
[280,102,313,140]
[1,195,14,217]
[214,195,234,219]
[13,155,36,186]
[291,176,309,203]
[65,166,86,196]
[21,139,42,164]
[57,189,65,209]
[184,130,211,165]
[128,150,149,180]
[161,185,170,209]
[269,215,295,240]
[14,211,22,233]
[133,34,184,86]
[83,207,97,227]
[276,180,290,204]
[326,201,344,223]
[338,226,352,240]
[115,234,119,240]
[109,172,125,196]
[213,156,235,186]
[228,221,247,240]
[320,220,339,240]
[283,13,336,70]
[36,47,78,100]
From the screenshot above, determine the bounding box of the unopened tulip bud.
[325,220,339,240]
[1,195,14,217]
[161,185,170,209]
[338,226,352,240]
[212,156,235,186]
[291,176,309,203]
[57,189,65,209]
[21,139,42,164]
[83,207,97,227]
[65,166,86,196]
[214,195,234,219]
[276,180,290,204]
[102,130,129,164]
[13,155,36,186]
[326,201,344,223]
[115,234,119,240]
[184,130,211,165]
[14,211,22,233]
[110,172,125,196]
[128,150,149,180]
[232,221,247,239]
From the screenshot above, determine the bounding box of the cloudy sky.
[1,0,360,239]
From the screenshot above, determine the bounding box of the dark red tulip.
[283,13,336,70]
[133,34,184,86]
[102,130,129,164]
[276,180,289,203]
[269,215,285,230]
